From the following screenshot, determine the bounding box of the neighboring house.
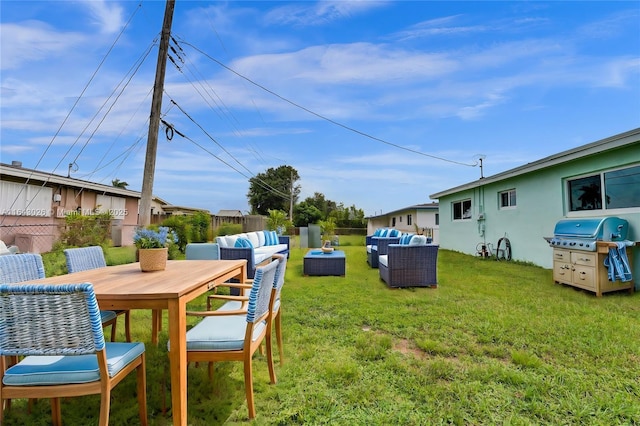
[367,202,440,244]
[429,128,640,287]
[213,209,244,229]
[149,196,210,224]
[0,161,141,251]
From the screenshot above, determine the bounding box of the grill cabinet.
[549,217,634,296]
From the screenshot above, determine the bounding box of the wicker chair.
[0,253,45,283]
[367,236,401,268]
[378,244,439,288]
[178,257,281,419]
[0,283,147,426]
[63,246,131,342]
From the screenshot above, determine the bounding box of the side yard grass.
[4,237,640,425]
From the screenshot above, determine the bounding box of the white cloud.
[0,22,85,70]
[265,1,389,26]
[83,0,125,34]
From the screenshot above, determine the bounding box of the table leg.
[168,299,187,426]
[151,309,163,345]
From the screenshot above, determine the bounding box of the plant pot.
[138,248,168,272]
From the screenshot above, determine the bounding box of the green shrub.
[189,211,210,242]
[58,212,113,247]
[216,222,242,236]
[161,216,190,252]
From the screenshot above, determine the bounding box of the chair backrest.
[185,243,220,260]
[245,258,279,325]
[0,253,45,283]
[64,246,107,273]
[0,283,105,356]
[271,254,287,304]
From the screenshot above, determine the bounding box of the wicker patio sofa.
[378,239,438,288]
[216,230,289,279]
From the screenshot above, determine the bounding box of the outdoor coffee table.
[304,249,346,276]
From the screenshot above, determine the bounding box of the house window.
[499,189,517,208]
[392,217,396,226]
[453,199,472,220]
[568,164,640,212]
[435,213,439,225]
[96,195,127,219]
[0,181,52,217]
[407,214,412,226]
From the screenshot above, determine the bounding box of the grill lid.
[553,217,628,241]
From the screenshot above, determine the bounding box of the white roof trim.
[430,128,640,199]
[1,163,140,198]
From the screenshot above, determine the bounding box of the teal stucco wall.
[437,143,640,289]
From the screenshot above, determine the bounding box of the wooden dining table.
[24,259,247,426]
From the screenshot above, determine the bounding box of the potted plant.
[318,217,337,248]
[133,226,176,272]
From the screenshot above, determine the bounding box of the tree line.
[247,165,366,228]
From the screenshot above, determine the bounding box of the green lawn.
[5,236,640,425]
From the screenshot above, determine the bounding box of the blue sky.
[1,1,639,217]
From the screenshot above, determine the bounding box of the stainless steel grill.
[547,217,629,251]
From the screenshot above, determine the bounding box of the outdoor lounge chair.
[378,242,439,288]
[63,246,131,342]
[176,256,281,419]
[367,236,401,268]
[0,283,147,426]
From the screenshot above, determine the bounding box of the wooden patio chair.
[0,283,147,426]
[0,253,120,337]
[177,256,281,419]
[208,253,288,368]
[63,246,131,342]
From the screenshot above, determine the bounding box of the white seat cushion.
[378,255,388,267]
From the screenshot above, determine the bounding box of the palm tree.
[112,178,129,189]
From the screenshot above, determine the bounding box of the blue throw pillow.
[263,230,272,245]
[379,229,388,237]
[270,231,278,245]
[234,237,253,248]
[373,229,382,236]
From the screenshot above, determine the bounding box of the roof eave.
[430,127,640,199]
[1,164,141,198]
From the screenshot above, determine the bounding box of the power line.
[178,39,477,168]
[158,113,292,201]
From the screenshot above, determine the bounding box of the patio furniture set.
[0,244,288,425]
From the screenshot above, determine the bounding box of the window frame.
[566,163,640,215]
[499,189,517,209]
[452,199,472,221]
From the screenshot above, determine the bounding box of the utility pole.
[289,169,294,220]
[138,0,175,227]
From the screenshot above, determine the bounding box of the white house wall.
[437,143,640,275]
